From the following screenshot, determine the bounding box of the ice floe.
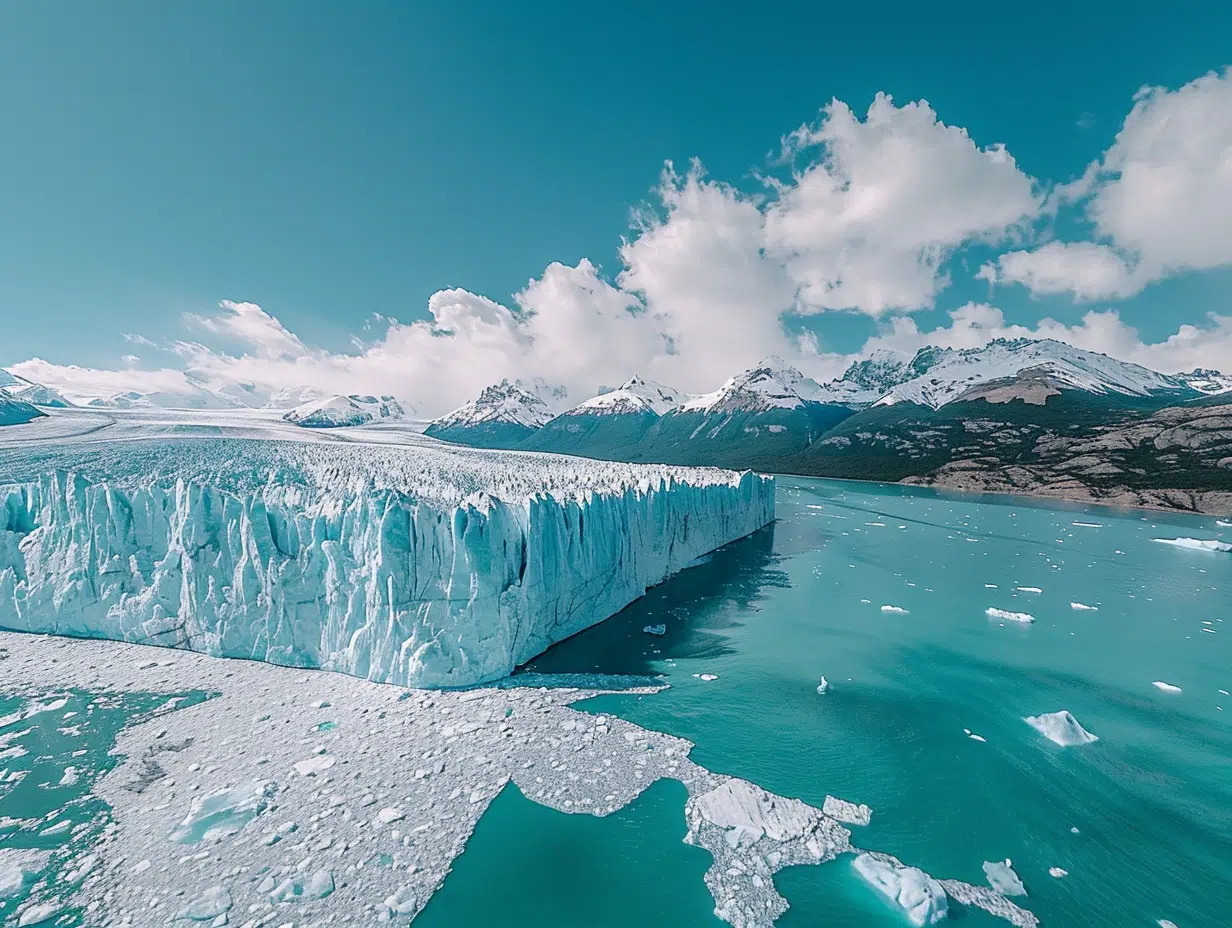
[1024,710,1099,746]
[1152,681,1182,694]
[0,850,50,899]
[1070,602,1098,611]
[1015,586,1042,593]
[1153,537,1232,553]
[983,859,1027,896]
[0,631,1041,928]
[881,605,909,615]
[986,608,1035,624]
[1049,867,1068,878]
[643,624,667,636]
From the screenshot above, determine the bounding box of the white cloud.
[978,242,1145,300]
[985,68,1232,299]
[184,300,310,360]
[617,162,800,387]
[766,93,1041,315]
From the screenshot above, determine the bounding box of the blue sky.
[2,1,1231,412]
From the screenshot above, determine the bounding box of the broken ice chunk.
[173,885,232,921]
[853,853,948,925]
[1049,867,1068,878]
[1152,681,1182,694]
[816,676,829,695]
[983,859,1026,896]
[986,607,1035,623]
[823,795,871,826]
[642,624,666,636]
[170,780,276,844]
[881,605,909,614]
[1024,710,1098,747]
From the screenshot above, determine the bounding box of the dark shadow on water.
[521,522,789,678]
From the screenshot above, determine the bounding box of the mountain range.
[421,338,1232,515]
[4,338,1230,513]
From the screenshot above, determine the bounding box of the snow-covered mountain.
[0,389,45,426]
[8,381,73,408]
[432,380,558,430]
[869,338,1196,409]
[680,358,830,415]
[565,376,681,418]
[424,379,569,449]
[1181,368,1232,395]
[283,394,409,428]
[813,350,912,407]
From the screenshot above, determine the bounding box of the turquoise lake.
[3,478,1230,926]
[510,478,1231,927]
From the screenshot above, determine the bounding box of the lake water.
[507,477,1230,927]
[3,478,1230,926]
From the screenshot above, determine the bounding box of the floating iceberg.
[1154,537,1232,553]
[853,852,949,925]
[1070,602,1098,611]
[816,675,829,694]
[0,433,773,687]
[1152,681,1182,694]
[881,605,909,614]
[1024,710,1098,746]
[987,608,1035,623]
[983,859,1026,896]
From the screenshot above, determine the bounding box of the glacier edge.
[0,464,774,687]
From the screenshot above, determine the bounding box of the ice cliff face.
[0,437,773,687]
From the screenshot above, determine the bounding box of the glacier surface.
[0,411,773,687]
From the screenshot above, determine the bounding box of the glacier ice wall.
[0,459,773,687]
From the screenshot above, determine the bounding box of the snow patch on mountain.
[283,394,408,428]
[681,358,830,414]
[567,376,682,418]
[872,339,1194,409]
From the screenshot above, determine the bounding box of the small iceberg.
[642,624,666,636]
[1154,537,1232,553]
[694,673,719,682]
[853,853,948,926]
[816,676,829,695]
[1072,521,1102,528]
[881,605,909,614]
[1070,602,1098,611]
[982,859,1026,896]
[963,728,987,743]
[1015,586,1042,593]
[1152,681,1182,694]
[1049,867,1068,878]
[1024,710,1098,746]
[987,607,1035,623]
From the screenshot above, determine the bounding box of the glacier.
[0,417,773,687]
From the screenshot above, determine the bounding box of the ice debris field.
[0,632,1041,928]
[0,408,772,687]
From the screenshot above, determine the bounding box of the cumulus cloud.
[983,68,1232,299]
[767,94,1041,315]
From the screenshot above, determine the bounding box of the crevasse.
[0,466,773,687]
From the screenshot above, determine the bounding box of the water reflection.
[522,522,789,677]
